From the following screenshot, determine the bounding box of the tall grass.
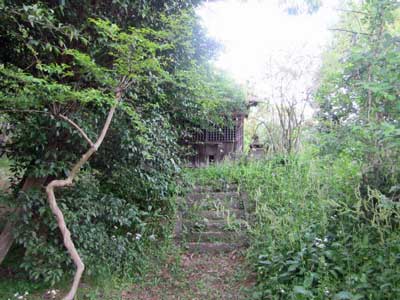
[185,150,400,299]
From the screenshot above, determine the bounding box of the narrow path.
[123,251,254,300]
[122,184,255,299]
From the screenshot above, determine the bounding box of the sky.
[196,0,341,100]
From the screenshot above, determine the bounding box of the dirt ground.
[121,251,256,300]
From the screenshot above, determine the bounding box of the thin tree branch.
[0,109,50,114]
[58,114,94,147]
[335,8,368,15]
[328,28,371,36]
[1,109,95,147]
[46,83,124,300]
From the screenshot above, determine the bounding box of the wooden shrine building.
[184,113,246,167]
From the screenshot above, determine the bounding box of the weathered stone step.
[204,220,229,231]
[185,231,246,243]
[187,191,241,202]
[186,199,244,211]
[183,219,248,232]
[200,209,244,220]
[185,242,243,254]
[184,219,226,231]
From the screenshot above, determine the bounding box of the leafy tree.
[316,0,400,199]
[0,0,246,298]
[1,17,170,299]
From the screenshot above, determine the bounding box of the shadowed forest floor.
[1,248,255,300]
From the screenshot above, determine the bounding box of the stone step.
[186,198,244,211]
[185,231,246,243]
[185,242,243,254]
[185,219,226,231]
[199,209,244,220]
[187,191,241,202]
[183,219,248,232]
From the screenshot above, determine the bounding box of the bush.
[12,173,164,285]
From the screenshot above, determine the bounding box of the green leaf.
[333,291,354,300]
[293,286,313,296]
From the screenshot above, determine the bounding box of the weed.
[185,151,400,299]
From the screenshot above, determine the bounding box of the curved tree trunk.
[46,88,122,300]
[0,177,46,264]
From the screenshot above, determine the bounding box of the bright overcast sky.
[197,0,341,97]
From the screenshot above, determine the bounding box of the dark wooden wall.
[187,115,245,167]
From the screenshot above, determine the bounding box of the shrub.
[12,173,161,285]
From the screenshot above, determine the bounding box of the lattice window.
[189,125,236,142]
[191,129,206,142]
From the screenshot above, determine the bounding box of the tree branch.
[58,114,94,147]
[328,28,371,36]
[1,109,95,148]
[0,109,50,114]
[335,8,368,15]
[45,83,125,300]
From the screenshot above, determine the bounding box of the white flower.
[135,233,142,240]
[314,237,326,248]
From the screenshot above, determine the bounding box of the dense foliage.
[186,151,400,299]
[0,0,246,285]
[1,0,398,298]
[185,1,399,299]
[316,0,400,199]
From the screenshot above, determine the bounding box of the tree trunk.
[0,177,46,264]
[47,88,122,300]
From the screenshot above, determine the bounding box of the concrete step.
[185,242,243,254]
[183,219,248,232]
[187,191,241,202]
[200,209,244,220]
[185,219,226,231]
[186,199,244,211]
[185,231,246,243]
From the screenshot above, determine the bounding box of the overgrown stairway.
[175,184,249,254]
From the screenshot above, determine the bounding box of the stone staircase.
[175,184,249,254]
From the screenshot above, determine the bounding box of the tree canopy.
[0,0,246,295]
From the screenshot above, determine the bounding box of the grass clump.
[185,150,400,299]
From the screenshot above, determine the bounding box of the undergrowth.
[0,239,179,300]
[184,150,400,300]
